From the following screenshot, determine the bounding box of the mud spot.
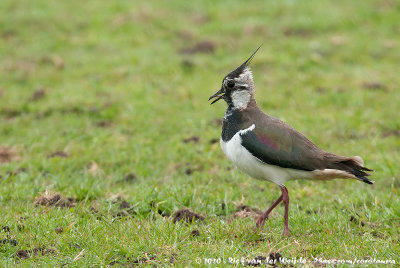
[112,199,136,218]
[180,163,202,176]
[123,173,137,182]
[177,30,194,40]
[306,209,319,215]
[34,190,75,208]
[315,86,327,93]
[48,151,69,158]
[1,239,17,246]
[362,82,387,91]
[182,136,200,143]
[2,29,16,40]
[55,227,63,234]
[188,164,203,175]
[179,41,216,54]
[169,253,177,264]
[1,108,23,118]
[234,205,262,219]
[0,146,20,163]
[350,215,365,226]
[96,120,112,128]
[29,89,46,102]
[209,138,219,144]
[190,229,200,237]
[283,27,312,37]
[181,59,195,71]
[172,209,204,224]
[41,55,65,70]
[15,250,29,259]
[15,247,57,259]
[119,201,131,209]
[90,206,100,214]
[382,129,400,138]
[6,167,26,176]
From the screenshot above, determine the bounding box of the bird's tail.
[326,155,374,184]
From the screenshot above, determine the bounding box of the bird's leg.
[280,186,290,236]
[256,194,283,228]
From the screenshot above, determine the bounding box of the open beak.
[208,88,225,104]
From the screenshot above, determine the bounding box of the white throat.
[231,90,251,109]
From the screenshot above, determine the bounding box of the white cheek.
[231,90,250,109]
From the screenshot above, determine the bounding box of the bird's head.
[209,46,261,109]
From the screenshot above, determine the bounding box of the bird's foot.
[256,214,268,229]
[282,227,290,236]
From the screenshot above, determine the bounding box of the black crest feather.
[226,45,262,79]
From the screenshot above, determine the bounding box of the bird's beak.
[208,88,225,104]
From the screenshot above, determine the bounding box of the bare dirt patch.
[182,136,200,143]
[29,88,46,102]
[1,108,23,118]
[119,201,131,209]
[382,129,400,138]
[179,41,216,54]
[108,198,137,218]
[123,173,137,182]
[0,146,20,163]
[233,205,262,219]
[209,138,219,144]
[172,209,205,224]
[41,54,65,70]
[362,81,387,91]
[1,239,17,246]
[190,229,201,237]
[48,151,69,158]
[184,164,202,175]
[34,190,76,208]
[283,27,312,37]
[15,247,57,259]
[96,120,112,128]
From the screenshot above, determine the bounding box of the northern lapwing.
[209,47,374,236]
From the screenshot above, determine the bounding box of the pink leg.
[256,194,283,228]
[256,185,291,236]
[281,186,290,236]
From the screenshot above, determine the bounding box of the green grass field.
[1,0,399,266]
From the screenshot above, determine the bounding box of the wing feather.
[239,120,325,171]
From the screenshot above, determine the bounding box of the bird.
[209,46,374,236]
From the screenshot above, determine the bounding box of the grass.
[1,0,399,266]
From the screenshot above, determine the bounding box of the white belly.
[220,130,312,186]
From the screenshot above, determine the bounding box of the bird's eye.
[226,80,235,88]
